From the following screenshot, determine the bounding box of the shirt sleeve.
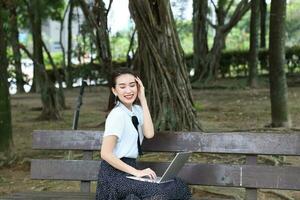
[104,109,125,139]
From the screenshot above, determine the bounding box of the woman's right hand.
[135,77,146,102]
[134,168,157,179]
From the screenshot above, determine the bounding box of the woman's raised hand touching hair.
[135,76,154,139]
[135,76,146,102]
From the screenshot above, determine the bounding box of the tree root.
[229,127,298,133]
[189,153,287,166]
[0,151,19,167]
[192,186,244,200]
[262,190,294,200]
[259,155,286,166]
[222,156,244,164]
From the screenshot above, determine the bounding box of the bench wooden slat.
[31,159,300,190]
[32,130,101,150]
[144,132,300,155]
[32,130,300,155]
[30,159,99,181]
[1,192,95,200]
[1,192,229,200]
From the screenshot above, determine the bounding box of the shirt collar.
[117,102,136,117]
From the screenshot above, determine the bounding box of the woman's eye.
[131,82,137,87]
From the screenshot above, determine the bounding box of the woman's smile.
[124,93,134,100]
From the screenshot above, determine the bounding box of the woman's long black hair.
[107,67,140,113]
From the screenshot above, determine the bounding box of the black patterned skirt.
[95,158,191,200]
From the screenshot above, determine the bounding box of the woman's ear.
[111,87,117,96]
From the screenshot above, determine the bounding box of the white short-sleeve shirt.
[104,102,144,158]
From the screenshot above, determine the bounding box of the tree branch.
[223,0,251,34]
[77,0,101,57]
[210,0,217,13]
[224,0,234,18]
[18,43,42,69]
[106,0,113,16]
[59,0,70,70]
[77,0,99,37]
[42,41,58,75]
[206,17,217,29]
[18,43,48,81]
[126,28,136,67]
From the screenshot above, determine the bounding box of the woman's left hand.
[135,77,146,101]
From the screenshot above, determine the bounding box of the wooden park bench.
[1,130,300,200]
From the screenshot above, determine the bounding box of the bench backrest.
[31,130,300,199]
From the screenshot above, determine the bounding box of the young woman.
[95,67,191,200]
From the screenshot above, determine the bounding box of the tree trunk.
[59,1,69,90]
[260,0,268,71]
[126,28,136,68]
[30,0,61,120]
[192,0,251,83]
[42,41,66,109]
[26,1,38,93]
[8,0,25,93]
[129,0,201,131]
[67,0,74,88]
[94,0,112,72]
[248,0,260,88]
[192,0,208,82]
[0,5,13,152]
[206,28,226,82]
[78,0,112,75]
[269,0,290,127]
[260,0,267,48]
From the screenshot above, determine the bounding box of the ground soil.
[0,78,299,199]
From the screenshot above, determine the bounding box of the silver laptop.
[126,152,191,184]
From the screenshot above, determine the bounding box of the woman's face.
[112,73,138,109]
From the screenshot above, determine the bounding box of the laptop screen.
[159,152,191,182]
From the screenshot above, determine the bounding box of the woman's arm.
[135,77,154,139]
[101,135,156,178]
[140,98,154,138]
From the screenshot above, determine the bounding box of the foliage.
[0,8,9,31]
[175,20,193,54]
[286,0,300,47]
[194,101,204,112]
[39,0,65,21]
[74,0,300,61]
[218,46,300,77]
[17,0,65,30]
[286,45,300,73]
[12,45,300,84]
[43,52,63,70]
[4,0,300,87]
[72,63,99,81]
[225,11,251,51]
[225,0,300,50]
[109,19,195,60]
[185,45,300,78]
[110,30,133,62]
